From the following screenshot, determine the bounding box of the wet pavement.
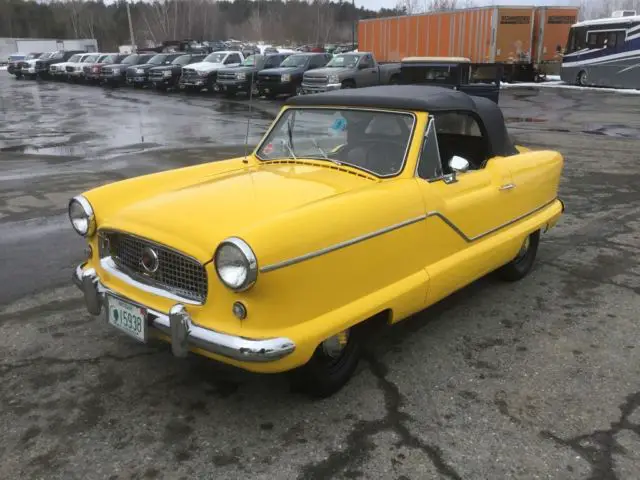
[1,71,639,479]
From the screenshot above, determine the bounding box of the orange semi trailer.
[358,5,579,80]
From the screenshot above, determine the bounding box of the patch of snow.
[0,66,7,71]
[501,80,640,95]
[546,75,561,81]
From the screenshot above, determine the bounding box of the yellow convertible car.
[70,85,564,397]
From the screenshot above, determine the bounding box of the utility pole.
[352,0,356,50]
[126,2,136,52]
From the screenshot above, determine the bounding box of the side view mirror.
[446,155,470,183]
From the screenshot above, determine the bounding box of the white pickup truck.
[179,50,245,92]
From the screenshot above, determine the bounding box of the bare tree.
[396,0,424,14]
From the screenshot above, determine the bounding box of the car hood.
[305,67,352,77]
[220,66,258,74]
[184,62,225,73]
[127,64,156,71]
[149,65,175,72]
[260,66,304,75]
[99,162,374,262]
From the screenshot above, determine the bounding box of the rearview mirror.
[449,155,470,173]
[446,155,470,183]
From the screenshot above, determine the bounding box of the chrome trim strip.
[100,256,203,306]
[260,215,427,273]
[261,198,560,273]
[72,265,296,363]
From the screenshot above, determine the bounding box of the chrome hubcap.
[322,330,350,358]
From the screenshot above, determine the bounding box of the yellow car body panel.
[73,102,565,375]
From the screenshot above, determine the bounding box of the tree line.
[0,0,410,51]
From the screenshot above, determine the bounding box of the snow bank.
[501,80,640,95]
[0,66,7,71]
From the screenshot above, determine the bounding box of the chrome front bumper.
[73,264,296,363]
[301,83,342,94]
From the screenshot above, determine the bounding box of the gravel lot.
[1,71,639,480]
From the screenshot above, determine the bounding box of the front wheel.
[494,230,540,282]
[288,327,361,398]
[577,70,588,86]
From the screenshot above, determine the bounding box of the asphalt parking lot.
[1,71,639,480]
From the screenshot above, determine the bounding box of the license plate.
[107,295,147,342]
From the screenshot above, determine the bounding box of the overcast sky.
[364,0,580,10]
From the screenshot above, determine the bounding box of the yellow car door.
[414,115,521,306]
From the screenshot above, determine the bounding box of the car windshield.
[326,54,359,68]
[203,52,227,63]
[280,55,309,68]
[25,54,39,60]
[172,55,191,65]
[148,54,169,65]
[121,54,138,64]
[68,54,81,62]
[51,52,65,60]
[83,55,99,62]
[256,108,415,177]
[39,53,53,59]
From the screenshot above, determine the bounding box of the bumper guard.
[73,264,296,363]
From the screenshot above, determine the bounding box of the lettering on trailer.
[500,15,530,25]
[548,15,577,24]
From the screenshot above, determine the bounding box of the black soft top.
[287,85,518,157]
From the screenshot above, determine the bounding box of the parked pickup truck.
[216,53,290,98]
[301,52,401,94]
[257,52,332,99]
[399,56,502,104]
[179,50,244,92]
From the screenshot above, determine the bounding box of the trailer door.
[458,63,502,104]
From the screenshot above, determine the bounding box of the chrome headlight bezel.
[328,74,340,84]
[68,195,96,237]
[236,72,246,80]
[214,237,258,292]
[281,73,291,82]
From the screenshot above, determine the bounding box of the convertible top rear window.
[256,108,416,178]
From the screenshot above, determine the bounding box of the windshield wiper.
[283,116,297,160]
[310,139,341,166]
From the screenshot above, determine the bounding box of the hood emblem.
[141,247,159,274]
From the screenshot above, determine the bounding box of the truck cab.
[399,57,502,104]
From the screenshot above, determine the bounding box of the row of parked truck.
[7,48,502,102]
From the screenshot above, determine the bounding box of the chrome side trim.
[72,265,296,363]
[100,256,203,306]
[260,215,427,273]
[260,198,560,273]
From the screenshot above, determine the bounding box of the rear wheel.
[288,327,361,398]
[494,230,540,282]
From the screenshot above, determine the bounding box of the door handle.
[499,183,516,191]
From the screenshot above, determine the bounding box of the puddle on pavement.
[0,144,88,156]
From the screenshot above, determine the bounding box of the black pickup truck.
[100,54,155,87]
[148,53,206,91]
[399,57,502,104]
[126,53,184,88]
[216,53,290,98]
[256,52,332,99]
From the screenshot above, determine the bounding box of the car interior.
[432,112,491,173]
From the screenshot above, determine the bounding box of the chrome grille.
[100,230,208,303]
[181,69,199,81]
[217,71,237,81]
[304,76,328,84]
[66,66,74,73]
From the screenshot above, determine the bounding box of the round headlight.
[214,237,258,292]
[68,195,96,237]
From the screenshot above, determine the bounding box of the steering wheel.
[336,139,407,175]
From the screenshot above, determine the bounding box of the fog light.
[232,301,247,320]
